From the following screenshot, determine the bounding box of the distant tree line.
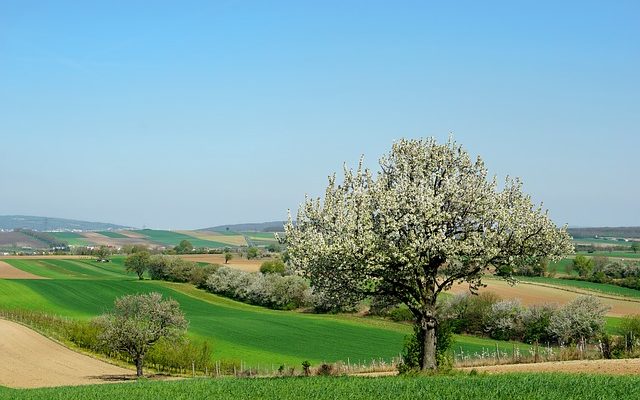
[563,255,640,290]
[568,227,640,239]
[575,243,638,253]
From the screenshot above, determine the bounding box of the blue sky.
[1,1,638,229]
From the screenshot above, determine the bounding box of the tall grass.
[1,374,639,400]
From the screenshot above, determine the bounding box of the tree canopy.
[175,240,194,254]
[95,292,188,376]
[285,138,573,370]
[125,251,151,280]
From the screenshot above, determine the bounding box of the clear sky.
[1,1,638,229]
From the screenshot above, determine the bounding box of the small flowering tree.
[285,138,572,370]
[95,292,188,377]
[548,295,609,344]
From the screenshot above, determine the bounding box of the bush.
[484,299,523,341]
[260,260,286,275]
[66,320,104,352]
[147,255,219,286]
[548,295,609,344]
[446,292,499,335]
[573,255,594,277]
[521,304,556,344]
[388,306,414,322]
[316,363,334,376]
[146,337,213,373]
[246,247,259,259]
[399,319,453,373]
[205,267,310,310]
[620,314,640,352]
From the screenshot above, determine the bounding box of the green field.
[576,251,640,259]
[132,230,229,248]
[518,276,640,299]
[96,231,129,239]
[47,232,91,246]
[573,237,633,247]
[242,231,280,246]
[1,374,638,400]
[0,258,537,367]
[548,258,575,275]
[3,258,132,280]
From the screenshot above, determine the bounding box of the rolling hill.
[0,216,130,232]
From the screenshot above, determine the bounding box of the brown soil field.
[448,278,639,317]
[0,231,46,248]
[0,260,46,279]
[81,232,151,248]
[0,319,133,388]
[178,254,269,272]
[461,358,640,375]
[179,230,247,246]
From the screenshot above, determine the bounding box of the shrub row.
[444,293,610,345]
[204,267,310,310]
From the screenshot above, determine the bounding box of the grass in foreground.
[1,374,639,400]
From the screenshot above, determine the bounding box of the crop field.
[1,374,639,400]
[518,276,640,299]
[177,254,265,272]
[0,231,49,250]
[576,251,640,259]
[0,258,544,368]
[130,230,229,248]
[177,230,247,246]
[46,232,92,246]
[1,258,131,280]
[0,229,277,250]
[448,277,640,316]
[95,231,129,239]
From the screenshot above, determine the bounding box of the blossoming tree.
[285,138,573,370]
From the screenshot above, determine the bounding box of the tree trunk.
[135,354,145,377]
[420,315,438,370]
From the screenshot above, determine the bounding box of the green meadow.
[1,374,638,400]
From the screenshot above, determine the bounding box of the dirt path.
[0,319,134,388]
[461,358,640,375]
[448,279,640,317]
[0,260,46,279]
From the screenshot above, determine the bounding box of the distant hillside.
[568,227,640,239]
[0,215,131,232]
[206,221,286,233]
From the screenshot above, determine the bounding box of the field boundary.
[518,280,640,304]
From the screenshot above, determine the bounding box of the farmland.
[0,228,280,252]
[518,276,640,299]
[0,254,639,390]
[1,374,639,400]
[0,257,563,368]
